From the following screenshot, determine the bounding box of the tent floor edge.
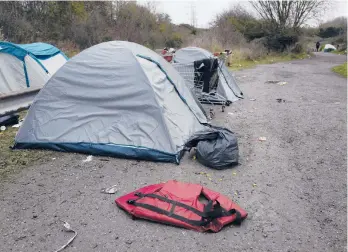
[13,142,179,163]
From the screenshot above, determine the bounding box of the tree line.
[0,1,346,55]
[0,1,187,50]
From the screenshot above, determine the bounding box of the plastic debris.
[219,179,223,181]
[265,80,287,85]
[100,185,118,194]
[54,221,77,252]
[12,119,23,128]
[82,155,93,163]
[193,155,196,160]
[252,183,257,187]
[249,98,256,101]
[234,191,238,196]
[232,172,237,176]
[0,126,6,131]
[265,80,280,84]
[185,126,239,169]
[228,112,234,116]
[258,137,267,141]
[52,158,56,160]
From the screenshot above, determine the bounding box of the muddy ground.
[0,53,346,252]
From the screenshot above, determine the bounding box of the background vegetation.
[0,1,346,60]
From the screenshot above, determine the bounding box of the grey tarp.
[14,41,208,163]
[173,47,243,102]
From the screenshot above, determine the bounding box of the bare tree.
[250,0,326,30]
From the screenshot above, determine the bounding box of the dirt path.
[0,53,346,252]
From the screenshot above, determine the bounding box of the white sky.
[138,0,348,28]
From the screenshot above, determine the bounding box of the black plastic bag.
[0,114,19,126]
[185,126,239,169]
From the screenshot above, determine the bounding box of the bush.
[264,29,299,52]
[318,27,343,38]
[290,42,304,54]
[165,33,183,48]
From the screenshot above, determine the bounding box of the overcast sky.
[138,0,348,28]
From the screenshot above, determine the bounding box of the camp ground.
[0,1,347,251]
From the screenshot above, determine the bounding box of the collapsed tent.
[0,42,68,95]
[173,47,243,103]
[14,41,208,163]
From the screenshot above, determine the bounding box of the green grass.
[0,111,54,179]
[229,52,309,71]
[331,50,347,55]
[332,62,347,78]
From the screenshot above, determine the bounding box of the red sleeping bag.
[115,180,247,232]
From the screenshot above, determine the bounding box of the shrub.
[290,42,304,54]
[165,33,183,48]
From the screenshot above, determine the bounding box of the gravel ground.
[0,52,346,252]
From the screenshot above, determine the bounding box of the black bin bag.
[185,126,239,169]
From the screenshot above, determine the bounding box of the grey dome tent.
[14,41,208,163]
[173,47,243,103]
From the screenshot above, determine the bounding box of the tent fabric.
[174,47,212,64]
[38,53,68,74]
[19,42,63,58]
[173,47,243,102]
[14,41,208,163]
[0,41,68,95]
[0,42,66,60]
[323,44,337,52]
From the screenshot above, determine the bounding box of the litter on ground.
[258,137,267,141]
[12,120,23,128]
[249,98,256,101]
[265,80,287,85]
[100,185,118,194]
[54,221,77,252]
[82,155,93,163]
[0,126,6,131]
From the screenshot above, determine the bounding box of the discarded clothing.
[116,180,247,232]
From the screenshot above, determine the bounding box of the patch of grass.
[332,62,347,78]
[331,50,347,55]
[229,52,310,71]
[0,111,54,179]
